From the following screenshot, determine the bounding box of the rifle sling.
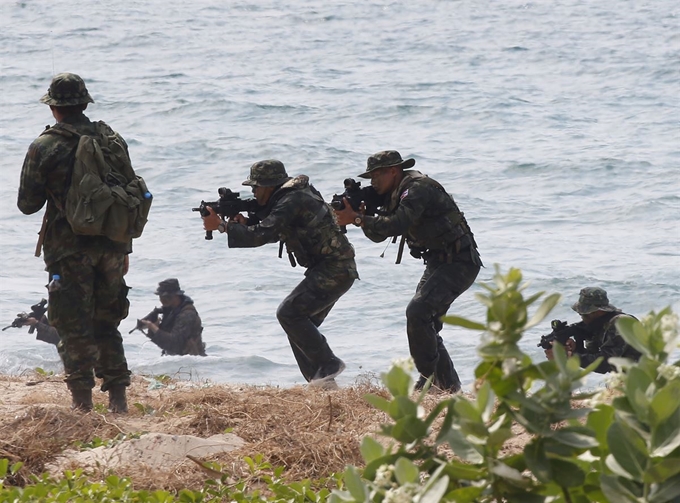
[34,212,48,258]
[395,235,406,264]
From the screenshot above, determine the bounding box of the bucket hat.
[155,278,184,297]
[571,287,619,315]
[40,73,94,107]
[357,150,416,179]
[242,160,292,187]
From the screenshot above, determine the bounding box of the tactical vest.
[264,176,340,267]
[585,312,641,362]
[391,170,477,255]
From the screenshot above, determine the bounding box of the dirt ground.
[0,372,532,491]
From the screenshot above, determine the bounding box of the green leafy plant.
[1,453,338,501]
[133,402,156,415]
[76,432,144,451]
[331,265,679,503]
[587,307,680,502]
[93,403,108,414]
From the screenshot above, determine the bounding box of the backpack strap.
[34,127,78,257]
[41,123,80,139]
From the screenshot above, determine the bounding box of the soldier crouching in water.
[335,151,482,393]
[202,160,357,388]
[544,287,641,372]
[138,278,206,356]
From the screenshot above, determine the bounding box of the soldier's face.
[369,167,399,195]
[252,185,275,205]
[159,294,180,308]
[581,311,605,324]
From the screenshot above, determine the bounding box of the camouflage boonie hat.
[40,73,94,107]
[155,278,184,297]
[357,150,416,179]
[571,287,618,315]
[242,160,292,187]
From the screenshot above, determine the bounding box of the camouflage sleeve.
[361,183,429,243]
[227,194,295,248]
[575,318,630,373]
[149,308,199,355]
[17,137,51,215]
[35,322,60,346]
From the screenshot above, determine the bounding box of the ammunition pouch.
[410,232,478,265]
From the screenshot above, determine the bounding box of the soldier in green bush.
[138,278,206,356]
[544,287,641,373]
[334,150,482,393]
[201,160,357,388]
[17,73,132,413]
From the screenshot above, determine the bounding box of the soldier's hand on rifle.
[25,317,39,327]
[139,319,159,335]
[544,339,574,361]
[334,198,362,227]
[229,213,247,225]
[202,206,223,232]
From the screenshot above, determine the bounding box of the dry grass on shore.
[0,373,392,490]
[0,372,531,492]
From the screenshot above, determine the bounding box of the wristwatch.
[217,221,227,233]
[353,215,363,227]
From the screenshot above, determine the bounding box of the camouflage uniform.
[570,287,641,373]
[147,279,206,356]
[225,160,357,382]
[17,73,131,396]
[358,151,482,392]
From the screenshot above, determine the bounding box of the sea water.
[1,0,678,389]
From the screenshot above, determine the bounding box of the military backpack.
[45,121,152,243]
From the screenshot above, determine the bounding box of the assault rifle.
[330,178,383,214]
[537,319,590,350]
[129,307,163,335]
[3,299,48,334]
[193,187,260,240]
[330,178,384,232]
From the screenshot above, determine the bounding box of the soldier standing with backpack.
[17,73,149,413]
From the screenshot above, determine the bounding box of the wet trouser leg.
[48,250,131,392]
[276,260,356,381]
[406,259,480,391]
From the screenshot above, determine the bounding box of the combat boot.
[70,389,93,412]
[108,385,128,414]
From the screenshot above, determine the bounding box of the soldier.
[544,287,641,373]
[138,278,206,356]
[335,150,482,393]
[201,160,357,388]
[17,73,132,412]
